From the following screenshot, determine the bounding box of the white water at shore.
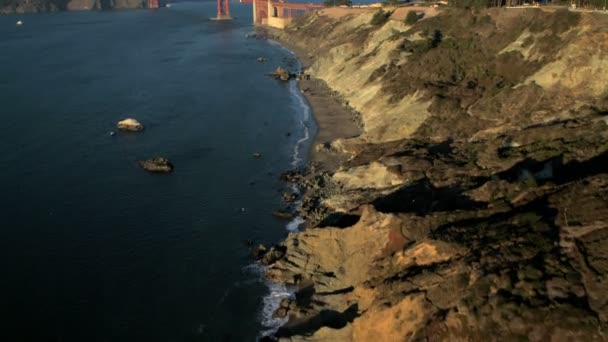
[288,78,312,168]
[256,40,315,339]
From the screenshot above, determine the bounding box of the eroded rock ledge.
[263,7,608,341]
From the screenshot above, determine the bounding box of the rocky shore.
[259,7,608,341]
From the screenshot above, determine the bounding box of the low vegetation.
[370,9,393,26]
[405,10,419,25]
[323,0,352,6]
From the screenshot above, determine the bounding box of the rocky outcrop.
[268,128,608,340]
[138,157,173,173]
[263,7,608,341]
[117,118,144,132]
[271,67,294,81]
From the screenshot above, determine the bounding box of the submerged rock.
[117,118,144,132]
[272,210,293,219]
[257,57,268,63]
[138,157,173,173]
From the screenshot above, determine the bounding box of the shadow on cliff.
[275,303,359,338]
[371,179,485,215]
[371,147,608,216]
[317,213,361,228]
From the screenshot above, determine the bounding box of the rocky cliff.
[263,7,608,341]
[0,0,146,13]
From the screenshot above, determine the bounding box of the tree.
[370,9,393,26]
[323,0,352,6]
[405,10,419,25]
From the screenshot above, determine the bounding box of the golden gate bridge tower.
[215,0,232,20]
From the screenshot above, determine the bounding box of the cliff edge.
[264,7,608,341]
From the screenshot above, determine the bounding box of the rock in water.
[282,192,297,203]
[256,244,287,265]
[257,57,268,63]
[272,210,293,219]
[138,157,173,173]
[271,67,292,81]
[117,118,144,132]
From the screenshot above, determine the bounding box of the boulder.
[138,157,173,173]
[282,192,297,203]
[271,67,292,81]
[117,118,144,132]
[261,245,287,265]
[257,57,268,63]
[296,73,311,81]
[254,244,268,260]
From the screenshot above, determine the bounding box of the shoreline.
[264,29,362,172]
[256,32,361,339]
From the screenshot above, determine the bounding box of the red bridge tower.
[216,0,232,20]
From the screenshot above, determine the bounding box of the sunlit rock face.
[263,7,608,341]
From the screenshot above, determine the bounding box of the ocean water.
[0,2,314,341]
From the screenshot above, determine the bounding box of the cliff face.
[0,0,145,13]
[265,7,608,341]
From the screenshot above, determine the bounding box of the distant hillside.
[0,0,147,13]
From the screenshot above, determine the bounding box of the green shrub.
[370,9,393,26]
[450,0,491,8]
[405,10,419,25]
[400,29,443,54]
[383,0,401,5]
[323,0,352,6]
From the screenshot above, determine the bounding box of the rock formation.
[271,67,293,81]
[138,157,173,173]
[262,7,608,341]
[117,118,144,132]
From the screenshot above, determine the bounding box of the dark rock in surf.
[272,210,293,219]
[257,244,287,265]
[138,157,173,173]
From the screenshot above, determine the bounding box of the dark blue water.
[0,2,312,341]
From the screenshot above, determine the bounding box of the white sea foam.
[247,263,292,339]
[288,81,312,168]
[256,40,315,340]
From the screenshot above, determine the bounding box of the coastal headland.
[260,6,608,341]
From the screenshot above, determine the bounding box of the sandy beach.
[262,28,362,171]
